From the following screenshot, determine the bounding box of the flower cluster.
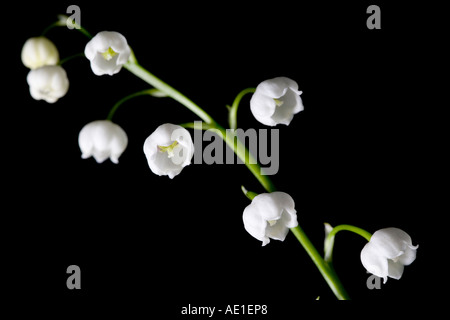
[22,37,69,103]
[23,23,418,299]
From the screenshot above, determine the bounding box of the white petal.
[250,193,285,221]
[397,244,418,266]
[93,152,109,163]
[279,207,298,229]
[265,218,290,241]
[387,260,404,280]
[370,228,415,260]
[256,77,299,99]
[271,89,303,126]
[243,202,268,242]
[360,242,389,282]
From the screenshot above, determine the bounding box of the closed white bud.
[21,37,59,69]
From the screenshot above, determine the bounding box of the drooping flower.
[243,192,298,246]
[26,65,69,103]
[143,124,194,179]
[78,120,128,164]
[84,31,131,76]
[250,77,304,126]
[360,227,418,283]
[21,36,59,69]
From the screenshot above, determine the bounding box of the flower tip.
[324,223,333,235]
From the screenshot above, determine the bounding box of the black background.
[5,0,445,317]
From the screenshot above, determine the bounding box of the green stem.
[106,89,163,121]
[228,88,256,130]
[124,62,214,124]
[327,224,372,242]
[59,52,85,65]
[216,124,276,193]
[41,20,65,36]
[122,60,349,299]
[47,17,350,299]
[241,186,258,201]
[291,225,350,300]
[57,14,92,38]
[324,224,372,263]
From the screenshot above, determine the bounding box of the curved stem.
[324,224,372,263]
[228,88,256,130]
[106,89,160,121]
[56,14,92,38]
[121,60,349,299]
[41,20,65,36]
[49,16,350,299]
[59,52,85,65]
[124,62,275,192]
[328,224,372,242]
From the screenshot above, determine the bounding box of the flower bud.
[21,36,59,69]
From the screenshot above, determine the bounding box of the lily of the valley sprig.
[22,15,419,300]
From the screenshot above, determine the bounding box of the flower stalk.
[123,62,215,125]
[106,88,165,121]
[291,225,350,300]
[24,14,419,302]
[123,58,350,299]
[324,224,372,263]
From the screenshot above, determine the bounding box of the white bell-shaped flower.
[84,31,131,76]
[360,227,418,283]
[78,120,128,164]
[26,65,69,103]
[21,36,59,69]
[250,77,304,126]
[143,124,194,179]
[243,192,298,246]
